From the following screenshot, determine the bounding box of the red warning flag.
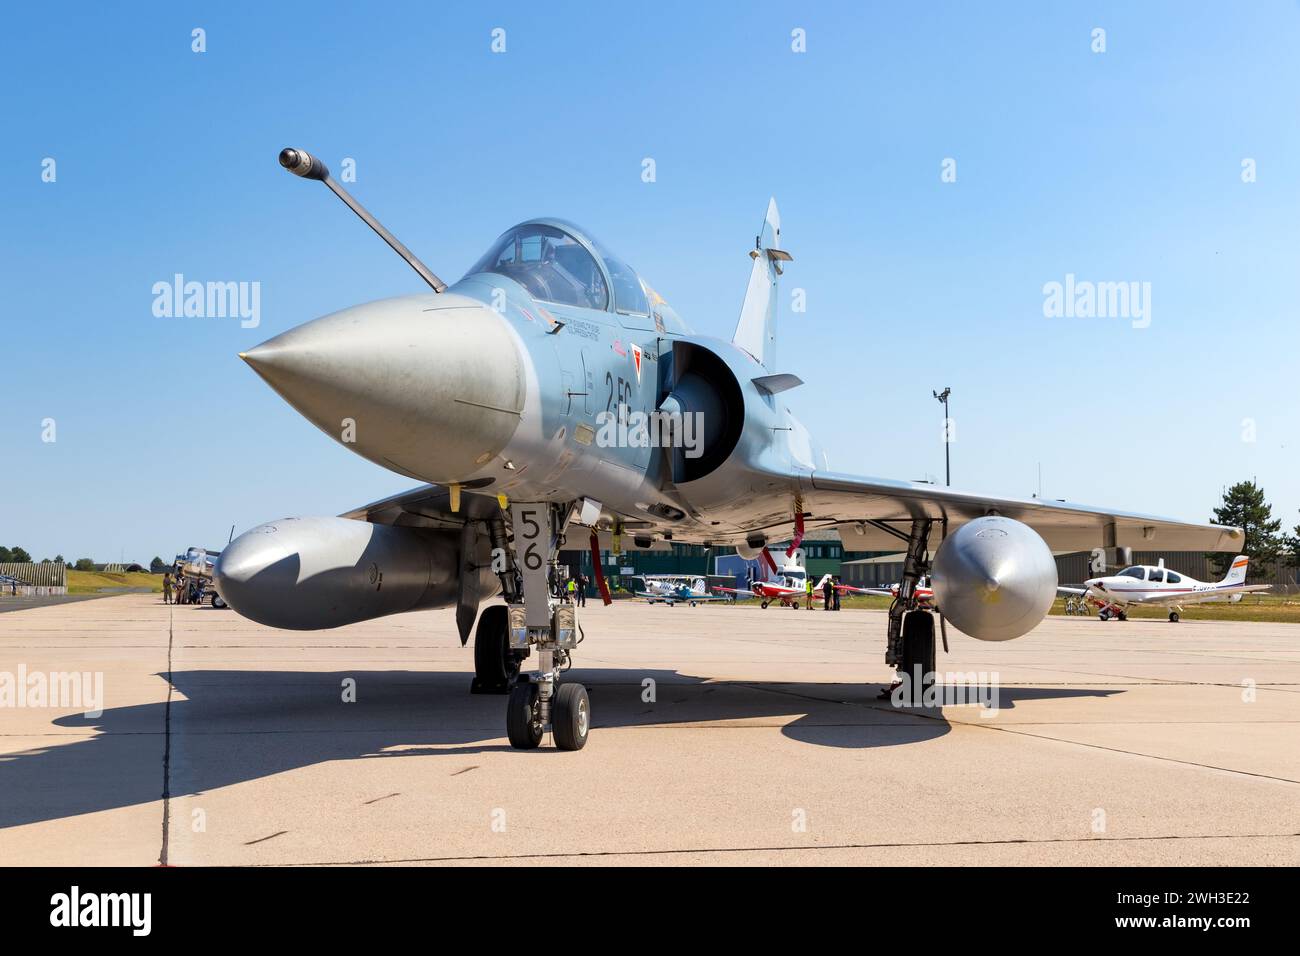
[786,509,805,558]
[589,531,612,606]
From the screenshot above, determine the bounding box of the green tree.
[149,556,165,573]
[7,547,31,564]
[73,558,96,572]
[54,554,64,565]
[1210,480,1282,582]
[0,547,10,563]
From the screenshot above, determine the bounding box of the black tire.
[760,601,769,609]
[553,682,590,751]
[471,605,521,694]
[1118,612,1128,622]
[506,681,542,749]
[211,594,227,609]
[899,611,936,706]
[1100,610,1111,621]
[1169,611,1180,623]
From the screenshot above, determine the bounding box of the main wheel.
[899,611,936,706]
[506,681,542,749]
[1100,609,1111,621]
[553,682,590,751]
[1169,611,1180,623]
[760,601,769,609]
[471,605,523,694]
[1117,611,1128,622]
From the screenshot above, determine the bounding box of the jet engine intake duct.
[215,516,463,630]
[660,341,744,484]
[930,515,1057,642]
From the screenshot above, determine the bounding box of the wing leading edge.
[803,470,1241,553]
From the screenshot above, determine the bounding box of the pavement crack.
[262,830,1300,866]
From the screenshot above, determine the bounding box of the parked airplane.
[718,570,922,609]
[844,576,936,604]
[714,558,814,608]
[215,147,1242,751]
[635,574,731,606]
[1058,555,1269,622]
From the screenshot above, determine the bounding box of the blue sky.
[3,1,1298,563]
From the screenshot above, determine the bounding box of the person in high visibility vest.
[566,577,577,603]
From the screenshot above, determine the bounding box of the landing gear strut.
[502,501,590,751]
[875,517,938,706]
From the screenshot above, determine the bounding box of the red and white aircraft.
[1059,555,1269,622]
[715,561,816,608]
[718,569,935,609]
[840,575,935,604]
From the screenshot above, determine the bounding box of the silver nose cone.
[241,293,524,483]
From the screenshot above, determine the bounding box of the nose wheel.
[553,682,590,750]
[506,679,543,749]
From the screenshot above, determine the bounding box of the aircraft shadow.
[0,668,1121,830]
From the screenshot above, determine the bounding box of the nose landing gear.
[502,501,590,751]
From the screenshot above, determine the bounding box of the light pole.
[933,387,951,486]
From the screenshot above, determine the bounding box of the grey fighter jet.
[215,148,1242,751]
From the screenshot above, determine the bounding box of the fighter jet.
[1058,555,1270,622]
[215,147,1243,751]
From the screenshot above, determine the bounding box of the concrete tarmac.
[0,593,1297,866]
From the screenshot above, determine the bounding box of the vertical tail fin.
[733,198,791,370]
[1222,555,1249,585]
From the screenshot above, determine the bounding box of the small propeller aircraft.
[215,147,1243,752]
[635,574,732,606]
[840,576,936,604]
[1058,555,1270,622]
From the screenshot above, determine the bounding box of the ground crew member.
[576,573,588,607]
[823,575,834,610]
[566,577,577,604]
[832,576,842,611]
[805,577,814,610]
[162,573,173,605]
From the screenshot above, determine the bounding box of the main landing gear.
[1169,610,1181,623]
[499,501,590,751]
[878,517,939,706]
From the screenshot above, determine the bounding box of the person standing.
[162,573,173,605]
[832,576,842,611]
[823,575,833,610]
[576,573,588,607]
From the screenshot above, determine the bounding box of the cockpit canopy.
[465,220,652,317]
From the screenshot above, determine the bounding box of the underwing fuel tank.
[930,516,1057,642]
[214,517,464,630]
